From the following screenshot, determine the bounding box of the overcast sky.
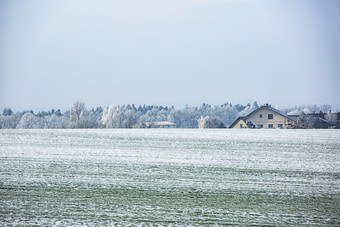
[1,0,340,111]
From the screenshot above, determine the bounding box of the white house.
[230,104,297,129]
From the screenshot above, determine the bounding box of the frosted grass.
[1,129,340,226]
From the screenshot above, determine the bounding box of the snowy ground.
[0,129,339,226]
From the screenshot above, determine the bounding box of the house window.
[256,124,263,128]
[268,124,273,128]
[278,124,283,128]
[268,114,273,119]
[259,114,263,118]
[240,124,243,128]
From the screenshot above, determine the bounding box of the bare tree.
[68,101,90,128]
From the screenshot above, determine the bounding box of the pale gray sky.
[1,0,340,111]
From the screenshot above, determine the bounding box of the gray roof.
[228,117,246,128]
[246,105,296,122]
[266,106,296,122]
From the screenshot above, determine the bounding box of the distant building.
[228,117,247,129]
[143,121,176,128]
[229,104,297,129]
[305,110,340,129]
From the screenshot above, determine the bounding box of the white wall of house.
[246,108,293,129]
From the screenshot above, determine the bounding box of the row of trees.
[0,101,336,129]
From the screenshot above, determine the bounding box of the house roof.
[245,105,296,122]
[287,115,298,121]
[228,117,246,128]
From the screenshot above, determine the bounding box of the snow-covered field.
[1,129,339,226]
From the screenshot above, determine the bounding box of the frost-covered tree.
[321,104,332,113]
[0,115,17,129]
[101,106,113,128]
[199,103,214,117]
[168,109,181,127]
[122,109,138,128]
[2,108,13,116]
[17,112,45,129]
[88,108,103,128]
[213,103,238,127]
[139,109,156,127]
[44,114,65,128]
[282,104,333,115]
[101,105,137,128]
[180,105,200,128]
[68,101,91,128]
[296,112,312,128]
[59,112,70,128]
[238,102,258,117]
[198,116,224,128]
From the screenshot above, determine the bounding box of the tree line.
[0,101,336,129]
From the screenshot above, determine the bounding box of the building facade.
[229,104,296,129]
